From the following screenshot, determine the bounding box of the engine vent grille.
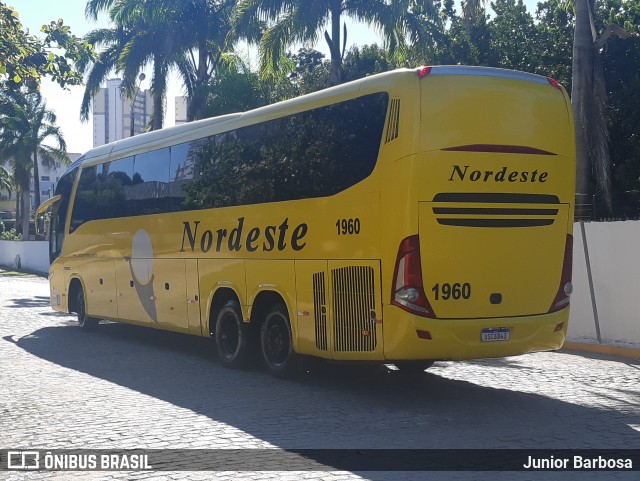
[385,98,400,143]
[313,272,328,351]
[332,266,377,352]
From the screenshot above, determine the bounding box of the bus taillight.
[547,77,562,90]
[549,234,573,312]
[392,235,435,317]
[417,66,432,78]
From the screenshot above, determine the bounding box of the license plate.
[481,328,510,342]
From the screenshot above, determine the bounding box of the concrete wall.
[0,240,49,274]
[568,221,640,347]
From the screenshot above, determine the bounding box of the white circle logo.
[131,229,154,284]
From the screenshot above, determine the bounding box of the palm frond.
[80,43,124,122]
[85,0,118,21]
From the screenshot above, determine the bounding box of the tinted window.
[183,92,388,209]
[129,148,170,215]
[69,157,136,231]
[70,166,98,232]
[67,93,388,222]
[51,166,77,258]
[104,156,134,218]
[166,141,199,211]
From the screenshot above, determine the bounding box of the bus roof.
[75,68,418,167]
[75,66,559,168]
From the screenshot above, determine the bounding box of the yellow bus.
[37,66,575,376]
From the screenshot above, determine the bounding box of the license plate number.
[481,328,510,342]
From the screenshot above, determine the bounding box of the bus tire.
[76,289,99,331]
[215,300,248,369]
[260,303,299,377]
[394,361,434,374]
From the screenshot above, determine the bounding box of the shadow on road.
[7,321,640,477]
[6,295,51,309]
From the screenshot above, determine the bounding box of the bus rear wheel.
[260,304,298,377]
[76,289,99,330]
[215,300,248,368]
[394,361,434,374]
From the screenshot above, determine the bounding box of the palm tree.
[83,0,259,125]
[571,0,632,215]
[235,0,435,86]
[571,0,609,215]
[171,0,262,121]
[79,25,134,123]
[0,89,69,237]
[461,0,486,30]
[82,0,187,130]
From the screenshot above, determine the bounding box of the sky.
[11,0,541,154]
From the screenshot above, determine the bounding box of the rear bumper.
[382,304,569,361]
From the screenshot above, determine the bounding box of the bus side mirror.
[35,195,61,236]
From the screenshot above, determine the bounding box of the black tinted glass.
[183,92,389,209]
[68,92,388,225]
[69,165,97,232]
[130,148,171,215]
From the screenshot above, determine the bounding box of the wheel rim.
[218,311,240,361]
[264,313,290,369]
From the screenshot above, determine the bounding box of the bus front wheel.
[215,300,248,368]
[76,289,99,330]
[260,304,298,377]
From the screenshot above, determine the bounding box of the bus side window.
[168,140,199,212]
[181,92,388,210]
[131,148,171,215]
[106,156,134,218]
[50,166,77,260]
[69,166,98,233]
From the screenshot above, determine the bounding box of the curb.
[562,341,640,360]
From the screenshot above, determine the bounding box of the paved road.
[0,271,638,480]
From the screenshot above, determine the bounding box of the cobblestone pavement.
[0,271,638,481]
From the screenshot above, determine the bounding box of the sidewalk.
[563,339,640,360]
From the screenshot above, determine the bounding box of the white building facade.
[175,96,189,125]
[0,153,80,216]
[92,78,153,147]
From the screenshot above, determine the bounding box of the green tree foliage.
[235,0,435,85]
[0,165,11,199]
[488,0,539,72]
[434,1,492,65]
[0,89,69,236]
[598,0,640,200]
[0,2,93,91]
[82,0,187,130]
[82,0,259,124]
[342,44,397,81]
[0,222,21,240]
[198,57,271,118]
[535,0,574,90]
